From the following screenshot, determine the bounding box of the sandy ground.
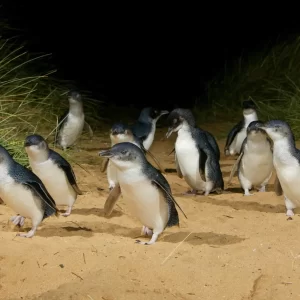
[1,124,300,300]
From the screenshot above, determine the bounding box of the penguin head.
[99,142,144,169]
[246,120,268,139]
[24,135,49,159]
[110,123,134,145]
[165,108,196,138]
[139,107,169,122]
[257,120,293,141]
[68,90,82,104]
[242,100,257,115]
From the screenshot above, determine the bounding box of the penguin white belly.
[60,114,85,147]
[240,147,273,185]
[175,131,205,191]
[230,129,246,155]
[107,160,118,189]
[117,168,169,232]
[143,125,155,150]
[30,160,76,207]
[274,161,300,206]
[0,169,43,219]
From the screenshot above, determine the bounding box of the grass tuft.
[0,32,101,166]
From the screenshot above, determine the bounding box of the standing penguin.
[99,142,187,245]
[224,100,258,156]
[0,145,58,237]
[131,107,169,150]
[55,90,93,150]
[228,121,273,195]
[257,120,300,216]
[166,108,224,195]
[25,134,82,216]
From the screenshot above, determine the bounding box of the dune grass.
[0,34,101,166]
[197,34,300,138]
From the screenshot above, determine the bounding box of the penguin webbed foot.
[286,209,294,217]
[141,226,153,236]
[244,189,254,196]
[10,215,26,227]
[61,206,72,217]
[135,233,159,245]
[258,186,266,192]
[182,189,199,196]
[16,226,37,238]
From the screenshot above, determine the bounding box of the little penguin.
[25,134,83,216]
[103,122,164,190]
[131,107,169,150]
[166,108,224,195]
[257,120,300,216]
[224,99,258,156]
[228,120,273,196]
[55,90,93,150]
[0,144,58,237]
[99,142,187,245]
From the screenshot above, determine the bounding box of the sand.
[1,125,300,300]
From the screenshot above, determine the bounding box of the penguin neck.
[69,102,83,117]
[243,111,258,127]
[177,121,191,138]
[27,149,49,164]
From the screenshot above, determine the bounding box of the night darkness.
[1,3,300,109]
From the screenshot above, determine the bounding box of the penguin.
[55,90,93,150]
[0,144,58,237]
[257,120,300,216]
[131,107,169,150]
[99,142,187,245]
[228,120,273,195]
[103,122,165,191]
[25,134,82,216]
[224,99,258,156]
[166,108,224,195]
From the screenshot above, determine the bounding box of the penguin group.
[0,92,299,245]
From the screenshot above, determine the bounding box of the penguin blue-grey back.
[0,144,58,237]
[25,134,82,217]
[99,142,186,245]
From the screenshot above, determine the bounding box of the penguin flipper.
[224,120,243,155]
[23,181,59,218]
[104,184,121,216]
[101,158,109,173]
[49,150,83,195]
[227,151,244,186]
[204,130,221,161]
[274,174,283,196]
[84,121,94,139]
[168,147,175,156]
[199,148,208,182]
[152,179,187,219]
[174,151,183,178]
[142,144,164,174]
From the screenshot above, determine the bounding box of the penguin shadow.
[70,208,124,218]
[192,191,286,214]
[161,231,245,246]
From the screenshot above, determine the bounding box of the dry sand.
[1,125,300,300]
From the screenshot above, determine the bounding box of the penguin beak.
[165,127,174,138]
[99,149,114,158]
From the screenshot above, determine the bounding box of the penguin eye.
[121,150,128,155]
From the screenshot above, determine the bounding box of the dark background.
[1,3,300,109]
